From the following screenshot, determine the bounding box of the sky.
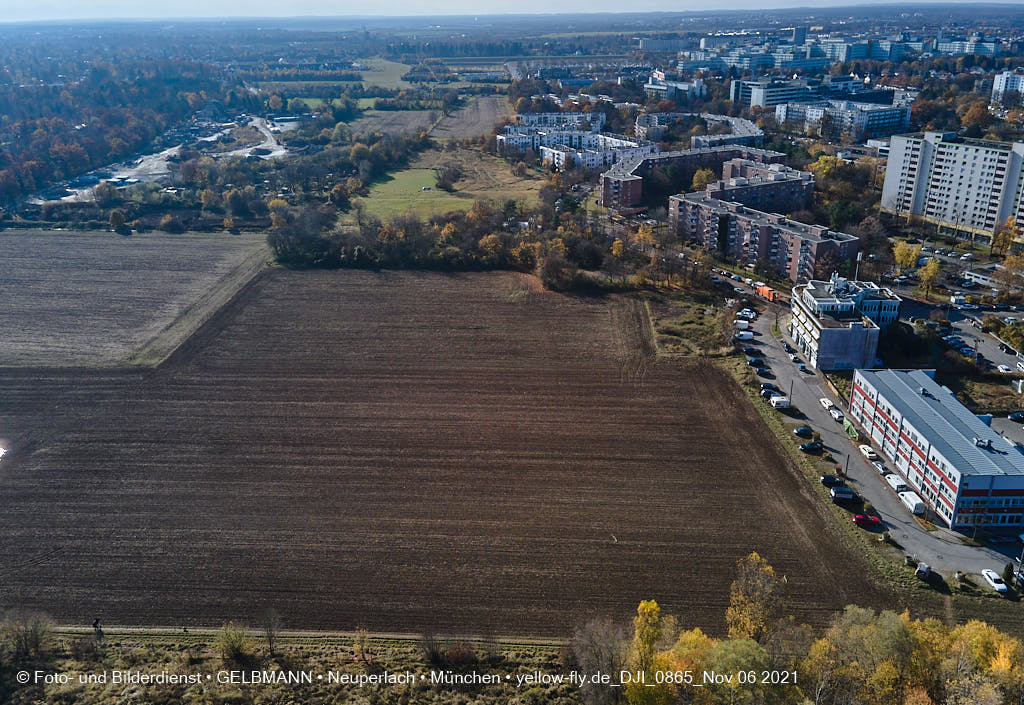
[3,0,1022,23]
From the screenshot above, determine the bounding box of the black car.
[783,343,795,354]
[747,357,764,367]
[793,425,813,438]
[743,346,759,355]
[760,383,780,392]
[819,474,844,487]
[1001,343,1016,354]
[800,441,823,453]
[756,367,773,378]
[761,388,779,399]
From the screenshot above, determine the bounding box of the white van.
[735,331,754,340]
[885,474,909,494]
[734,319,750,330]
[899,491,925,515]
[769,396,791,409]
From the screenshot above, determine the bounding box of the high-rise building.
[880,131,1024,241]
[993,71,1024,105]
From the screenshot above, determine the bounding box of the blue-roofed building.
[849,368,1024,530]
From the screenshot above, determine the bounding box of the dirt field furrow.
[0,269,888,637]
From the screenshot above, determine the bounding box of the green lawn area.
[357,97,376,109]
[356,58,412,89]
[357,168,472,219]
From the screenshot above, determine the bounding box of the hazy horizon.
[4,0,1023,23]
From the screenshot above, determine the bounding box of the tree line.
[571,552,1024,705]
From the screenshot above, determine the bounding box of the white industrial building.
[849,369,1024,529]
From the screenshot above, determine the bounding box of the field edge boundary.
[127,244,270,368]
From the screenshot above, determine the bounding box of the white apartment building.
[507,112,606,132]
[993,71,1024,105]
[880,131,1024,240]
[775,100,911,142]
[540,134,658,171]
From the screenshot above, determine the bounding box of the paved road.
[747,308,1019,577]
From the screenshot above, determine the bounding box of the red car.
[853,514,882,528]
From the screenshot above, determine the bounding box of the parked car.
[747,357,764,367]
[899,491,925,515]
[760,383,780,393]
[871,460,888,475]
[885,474,909,493]
[789,354,799,362]
[1010,412,1024,422]
[735,331,754,340]
[743,346,759,355]
[820,474,844,487]
[982,569,1009,594]
[998,365,1013,374]
[859,444,879,461]
[769,396,790,409]
[853,514,882,528]
[783,343,795,354]
[915,563,932,580]
[796,362,807,372]
[819,398,834,410]
[828,408,844,422]
[960,253,975,261]
[756,367,773,378]
[793,425,814,438]
[761,388,781,399]
[800,441,823,453]
[830,486,856,503]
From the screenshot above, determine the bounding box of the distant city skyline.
[5,0,1024,23]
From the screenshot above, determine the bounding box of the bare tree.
[260,609,282,656]
[571,617,628,705]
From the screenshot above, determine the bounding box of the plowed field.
[0,230,267,366]
[0,270,887,636]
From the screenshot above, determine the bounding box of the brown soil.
[0,270,888,636]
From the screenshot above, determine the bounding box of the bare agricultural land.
[0,230,268,366]
[0,270,888,636]
[432,96,512,140]
[348,109,438,136]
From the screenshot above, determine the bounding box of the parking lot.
[744,306,1021,577]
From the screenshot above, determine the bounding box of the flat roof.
[602,144,785,181]
[856,368,1024,477]
[672,192,859,244]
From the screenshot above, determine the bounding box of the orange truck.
[755,284,779,302]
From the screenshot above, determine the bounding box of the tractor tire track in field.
[0,270,890,636]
